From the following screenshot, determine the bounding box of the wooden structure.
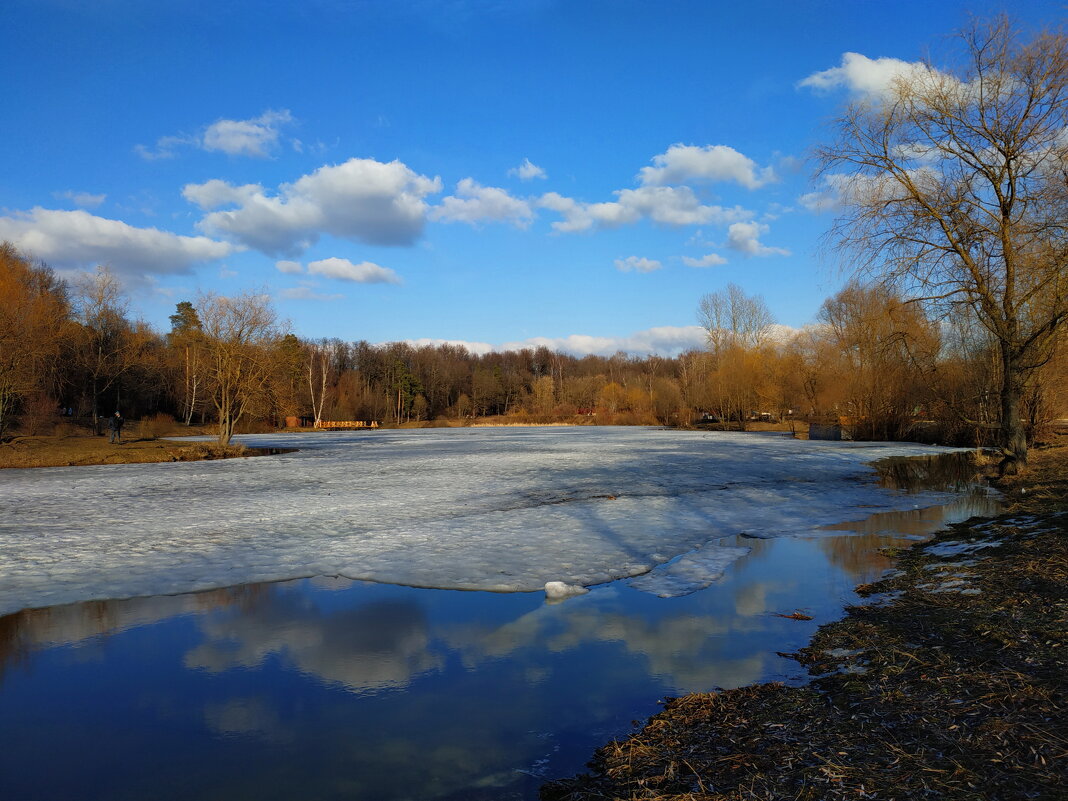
[314,420,379,429]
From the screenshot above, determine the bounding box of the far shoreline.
[0,432,292,470]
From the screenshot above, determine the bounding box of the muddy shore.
[542,444,1067,801]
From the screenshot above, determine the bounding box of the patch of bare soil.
[542,444,1068,801]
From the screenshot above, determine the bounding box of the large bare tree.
[818,17,1068,467]
[196,292,279,446]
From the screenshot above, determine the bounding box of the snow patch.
[544,581,589,601]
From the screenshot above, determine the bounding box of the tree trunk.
[999,347,1028,468]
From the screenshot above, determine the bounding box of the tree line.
[2,242,1063,452]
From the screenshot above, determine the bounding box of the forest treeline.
[2,242,1064,447]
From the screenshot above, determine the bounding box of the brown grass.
[0,433,254,469]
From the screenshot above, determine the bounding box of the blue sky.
[2,0,1062,355]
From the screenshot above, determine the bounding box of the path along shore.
[543,443,1067,801]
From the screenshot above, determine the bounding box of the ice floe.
[0,427,979,615]
[544,581,589,601]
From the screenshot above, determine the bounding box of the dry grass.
[542,444,1068,801]
[0,432,255,469]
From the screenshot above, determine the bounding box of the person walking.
[108,411,124,444]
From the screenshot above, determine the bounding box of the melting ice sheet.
[0,428,973,614]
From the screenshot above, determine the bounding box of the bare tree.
[818,16,1068,467]
[71,267,150,423]
[697,282,774,352]
[306,339,334,427]
[697,283,775,428]
[196,292,279,446]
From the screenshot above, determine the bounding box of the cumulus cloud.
[275,260,303,274]
[429,178,533,227]
[182,179,262,210]
[201,109,293,158]
[726,221,791,257]
[0,207,234,277]
[55,190,106,209]
[186,158,442,256]
[682,253,728,268]
[509,158,547,180]
[614,256,662,273]
[639,144,777,189]
[539,187,751,233]
[403,326,712,358]
[307,257,401,284]
[137,109,295,160]
[798,52,936,98]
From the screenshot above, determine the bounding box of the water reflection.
[0,471,1001,801]
[819,452,1001,582]
[186,596,443,693]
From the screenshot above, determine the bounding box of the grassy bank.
[542,444,1067,801]
[0,433,257,469]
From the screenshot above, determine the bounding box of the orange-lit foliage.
[0,243,68,438]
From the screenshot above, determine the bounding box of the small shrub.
[18,393,60,436]
[139,413,177,440]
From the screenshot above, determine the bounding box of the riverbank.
[542,443,1067,801]
[0,433,257,469]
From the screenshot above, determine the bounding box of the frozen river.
[1,426,976,615]
[0,426,1001,800]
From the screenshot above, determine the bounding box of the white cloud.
[201,109,293,158]
[537,192,634,232]
[403,338,497,356]
[763,323,801,344]
[307,257,401,284]
[403,326,711,358]
[275,260,304,274]
[614,256,662,273]
[799,170,922,214]
[182,179,262,210]
[55,190,106,209]
[137,109,295,160]
[726,221,791,257]
[640,144,777,189]
[430,178,533,227]
[279,286,344,301]
[134,135,195,161]
[798,52,936,98]
[539,188,752,233]
[187,158,442,256]
[507,326,710,357]
[509,158,547,180]
[0,207,234,277]
[682,253,728,267]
